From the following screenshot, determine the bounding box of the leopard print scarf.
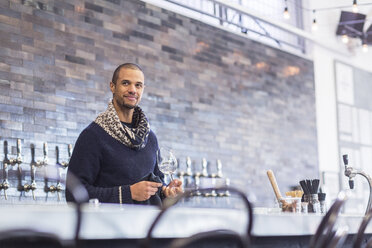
[94,100,150,150]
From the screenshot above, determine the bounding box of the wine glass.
[157,147,178,184]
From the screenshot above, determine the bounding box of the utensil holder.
[305,194,320,213]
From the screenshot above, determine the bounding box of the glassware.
[309,194,321,213]
[305,194,321,213]
[301,202,308,213]
[279,197,301,213]
[157,147,178,183]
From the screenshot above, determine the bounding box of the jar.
[309,194,320,213]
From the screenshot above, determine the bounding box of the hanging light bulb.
[312,10,318,31]
[352,0,358,13]
[312,19,318,31]
[342,34,349,43]
[283,0,290,19]
[362,39,368,52]
[362,44,369,52]
[283,7,290,19]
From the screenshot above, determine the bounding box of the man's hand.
[162,179,183,198]
[130,181,163,201]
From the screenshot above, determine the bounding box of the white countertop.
[0,203,369,240]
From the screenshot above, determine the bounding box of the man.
[66,63,182,205]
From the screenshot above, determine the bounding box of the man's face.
[110,68,145,109]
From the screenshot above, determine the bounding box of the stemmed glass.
[157,147,178,184]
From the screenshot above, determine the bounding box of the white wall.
[307,0,372,173]
[307,0,372,211]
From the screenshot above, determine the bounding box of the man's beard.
[122,103,136,109]
[113,94,137,110]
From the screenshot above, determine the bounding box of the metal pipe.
[0,162,9,200]
[29,144,37,200]
[343,154,372,215]
[9,139,23,166]
[1,141,10,200]
[356,171,372,215]
[55,145,70,201]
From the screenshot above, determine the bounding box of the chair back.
[142,186,253,248]
[309,191,349,248]
[0,229,64,248]
[354,208,372,248]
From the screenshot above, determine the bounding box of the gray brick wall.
[0,0,318,206]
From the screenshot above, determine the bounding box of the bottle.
[318,193,327,214]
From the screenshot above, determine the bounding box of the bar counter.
[0,202,370,247]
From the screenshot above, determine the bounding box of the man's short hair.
[111,63,143,84]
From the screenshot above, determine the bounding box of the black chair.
[0,171,88,248]
[309,191,349,248]
[353,208,372,248]
[0,229,64,248]
[142,186,253,248]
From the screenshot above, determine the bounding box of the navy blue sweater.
[65,122,164,204]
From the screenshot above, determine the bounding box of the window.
[163,0,306,53]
